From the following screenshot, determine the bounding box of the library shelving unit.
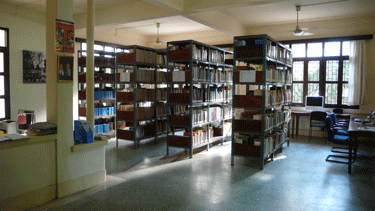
[77,50,117,136]
[166,40,233,158]
[231,34,293,169]
[116,45,168,148]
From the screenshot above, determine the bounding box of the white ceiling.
[2,0,375,40]
[112,15,211,35]
[220,0,375,26]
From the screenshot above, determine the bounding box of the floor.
[30,136,375,211]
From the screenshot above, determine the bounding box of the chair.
[333,108,343,114]
[330,113,349,129]
[325,115,357,167]
[309,111,327,142]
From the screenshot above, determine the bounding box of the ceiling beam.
[74,1,175,29]
[188,10,246,36]
[183,0,287,12]
[143,0,184,13]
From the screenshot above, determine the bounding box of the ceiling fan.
[154,23,168,45]
[293,5,315,36]
[292,0,348,36]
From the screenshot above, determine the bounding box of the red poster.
[55,19,75,54]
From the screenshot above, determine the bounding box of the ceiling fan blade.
[302,32,313,36]
[301,26,324,31]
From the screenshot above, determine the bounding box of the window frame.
[0,27,10,120]
[281,35,373,109]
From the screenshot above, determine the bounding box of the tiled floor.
[30,137,375,211]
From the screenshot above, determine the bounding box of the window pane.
[0,52,3,73]
[115,48,123,53]
[0,76,4,95]
[292,44,305,58]
[104,46,114,52]
[307,43,322,57]
[325,83,338,104]
[324,42,340,57]
[293,61,304,81]
[0,99,5,118]
[82,43,87,51]
[293,83,303,103]
[307,83,319,96]
[342,84,349,105]
[308,61,319,81]
[342,41,350,56]
[94,44,103,51]
[326,60,339,81]
[308,83,319,96]
[0,30,5,47]
[343,60,349,81]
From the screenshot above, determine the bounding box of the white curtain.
[348,40,367,106]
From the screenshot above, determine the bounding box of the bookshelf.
[166,40,233,158]
[232,34,292,169]
[77,50,117,135]
[116,45,168,148]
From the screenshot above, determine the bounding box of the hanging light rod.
[297,0,348,7]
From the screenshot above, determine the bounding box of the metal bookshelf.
[231,34,293,169]
[166,40,233,158]
[115,45,168,148]
[77,50,117,136]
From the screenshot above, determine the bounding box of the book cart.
[116,46,168,148]
[231,34,293,169]
[166,40,233,158]
[77,50,117,135]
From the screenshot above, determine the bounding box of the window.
[0,27,9,120]
[284,39,353,108]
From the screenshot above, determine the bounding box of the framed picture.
[23,50,46,83]
[57,55,74,82]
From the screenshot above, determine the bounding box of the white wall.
[0,12,47,122]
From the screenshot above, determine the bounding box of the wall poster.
[23,50,46,83]
[55,19,75,54]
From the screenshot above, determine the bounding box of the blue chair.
[309,111,327,142]
[325,115,357,167]
[331,112,349,126]
[329,113,349,134]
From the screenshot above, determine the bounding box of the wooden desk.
[291,111,310,138]
[348,115,375,173]
[291,111,351,138]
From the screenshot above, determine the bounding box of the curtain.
[348,40,367,106]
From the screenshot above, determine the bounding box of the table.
[291,111,351,138]
[348,115,375,173]
[291,111,310,138]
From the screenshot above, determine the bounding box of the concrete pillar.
[86,0,95,132]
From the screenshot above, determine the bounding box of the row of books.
[94,123,111,134]
[118,88,167,102]
[169,105,186,115]
[266,68,293,84]
[253,110,291,130]
[94,107,115,116]
[118,69,168,82]
[223,105,233,119]
[250,87,291,107]
[118,106,155,121]
[234,128,287,158]
[94,91,115,99]
[172,67,232,82]
[155,102,166,118]
[172,86,233,103]
[183,107,224,125]
[183,126,214,146]
[209,86,232,102]
[266,40,293,65]
[131,48,166,65]
[79,56,115,67]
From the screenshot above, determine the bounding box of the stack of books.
[28,122,58,136]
